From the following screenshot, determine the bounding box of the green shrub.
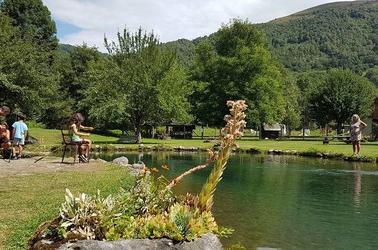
[52,174,220,243]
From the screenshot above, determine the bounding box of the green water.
[98,152,378,250]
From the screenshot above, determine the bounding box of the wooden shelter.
[261,124,286,139]
[165,123,196,139]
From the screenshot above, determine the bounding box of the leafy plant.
[169,203,191,236]
[59,189,115,240]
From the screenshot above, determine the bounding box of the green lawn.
[28,128,119,151]
[140,138,378,158]
[27,128,378,158]
[0,163,133,250]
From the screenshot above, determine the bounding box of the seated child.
[12,113,28,159]
[0,122,14,158]
[68,113,94,162]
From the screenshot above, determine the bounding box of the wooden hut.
[165,123,196,139]
[261,124,286,139]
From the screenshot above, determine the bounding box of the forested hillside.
[166,0,378,82]
[58,1,378,76]
[262,0,378,73]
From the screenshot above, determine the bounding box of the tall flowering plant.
[167,100,247,212]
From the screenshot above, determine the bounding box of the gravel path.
[0,157,106,178]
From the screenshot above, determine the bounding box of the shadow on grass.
[94,141,160,145]
[360,143,378,147]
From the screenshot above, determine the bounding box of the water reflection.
[353,162,361,209]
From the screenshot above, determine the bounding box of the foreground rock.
[112,157,145,175]
[112,156,129,166]
[57,233,222,250]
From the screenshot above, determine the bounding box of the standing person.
[0,106,10,117]
[12,113,28,158]
[350,114,367,156]
[68,113,93,162]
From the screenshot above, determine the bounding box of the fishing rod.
[34,145,64,163]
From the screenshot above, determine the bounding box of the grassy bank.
[0,162,133,250]
[28,128,378,158]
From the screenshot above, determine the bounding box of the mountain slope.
[166,0,378,75]
[58,1,378,76]
[261,0,378,72]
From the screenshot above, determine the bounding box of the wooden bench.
[61,130,84,164]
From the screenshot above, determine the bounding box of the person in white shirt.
[350,114,367,156]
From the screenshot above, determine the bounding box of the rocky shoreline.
[28,144,377,164]
[93,144,377,163]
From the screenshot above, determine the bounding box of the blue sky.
[55,20,81,38]
[44,0,354,51]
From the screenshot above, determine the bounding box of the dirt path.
[0,157,107,178]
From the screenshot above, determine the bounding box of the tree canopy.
[81,28,192,142]
[0,0,58,51]
[0,13,58,118]
[308,69,377,132]
[191,19,285,127]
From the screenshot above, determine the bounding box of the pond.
[97,152,378,250]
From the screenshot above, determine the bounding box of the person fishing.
[350,114,367,157]
[68,113,94,162]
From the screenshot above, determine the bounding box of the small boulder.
[132,161,145,170]
[112,156,129,166]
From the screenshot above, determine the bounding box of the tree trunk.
[287,126,291,137]
[259,123,263,140]
[201,125,204,140]
[151,126,156,139]
[336,122,342,135]
[135,126,142,144]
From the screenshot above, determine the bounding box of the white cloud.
[43,0,353,51]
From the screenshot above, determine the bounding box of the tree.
[0,1,61,125]
[294,71,326,134]
[80,57,131,131]
[365,67,378,87]
[34,45,101,128]
[54,44,102,115]
[0,13,58,118]
[82,28,192,142]
[282,78,301,135]
[309,69,377,133]
[191,19,285,128]
[0,0,58,51]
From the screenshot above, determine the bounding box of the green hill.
[261,0,378,73]
[164,0,378,79]
[58,43,76,55]
[58,1,378,80]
